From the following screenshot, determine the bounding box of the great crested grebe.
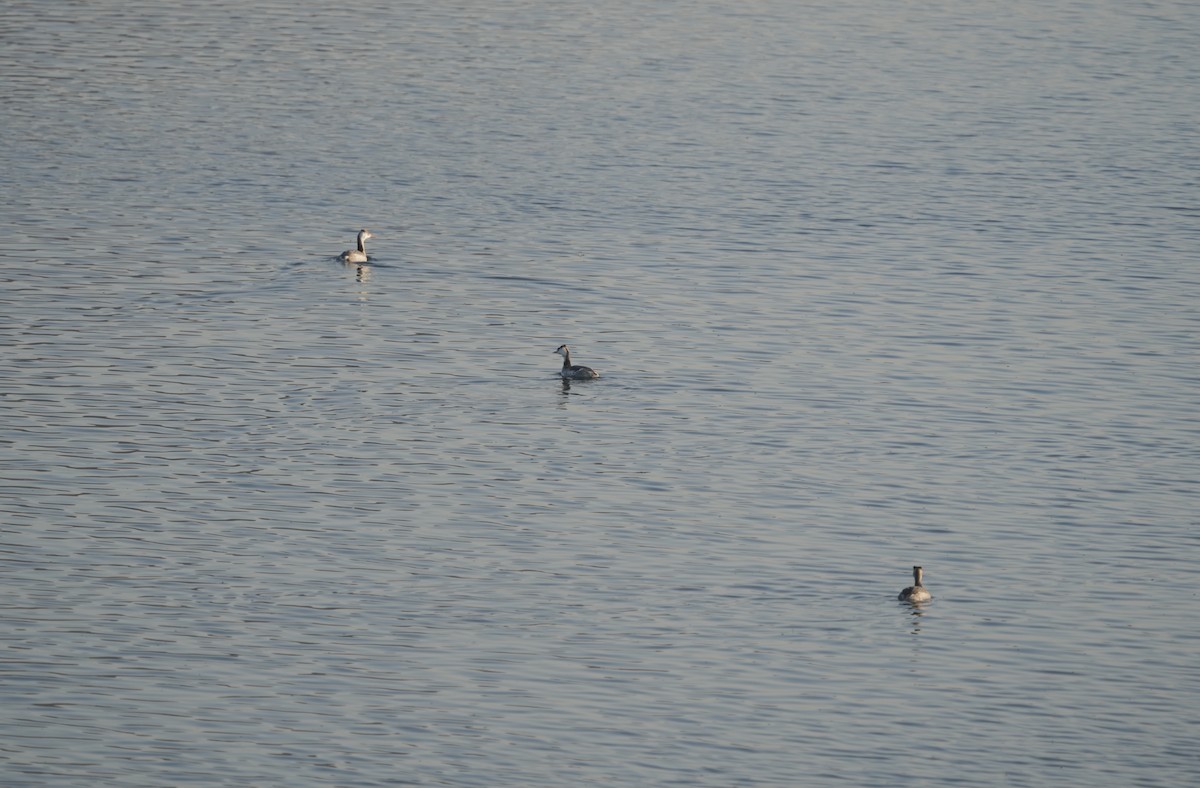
[898,566,932,603]
[554,344,599,380]
[339,229,374,263]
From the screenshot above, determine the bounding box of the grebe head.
[358,229,373,243]
[554,344,569,358]
[912,566,925,585]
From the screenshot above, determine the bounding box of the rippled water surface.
[3,1,1199,785]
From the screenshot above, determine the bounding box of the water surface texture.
[3,1,1199,785]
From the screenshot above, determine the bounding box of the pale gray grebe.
[555,344,599,380]
[898,566,932,602]
[339,229,374,263]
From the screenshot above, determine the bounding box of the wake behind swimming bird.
[339,229,374,263]
[555,344,599,380]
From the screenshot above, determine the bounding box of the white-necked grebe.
[555,344,599,380]
[898,565,932,602]
[339,229,374,263]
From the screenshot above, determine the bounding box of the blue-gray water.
[3,1,1199,785]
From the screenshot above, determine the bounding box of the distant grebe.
[554,344,599,380]
[898,566,932,603]
[339,229,374,263]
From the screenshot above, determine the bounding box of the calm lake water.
[3,1,1199,785]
